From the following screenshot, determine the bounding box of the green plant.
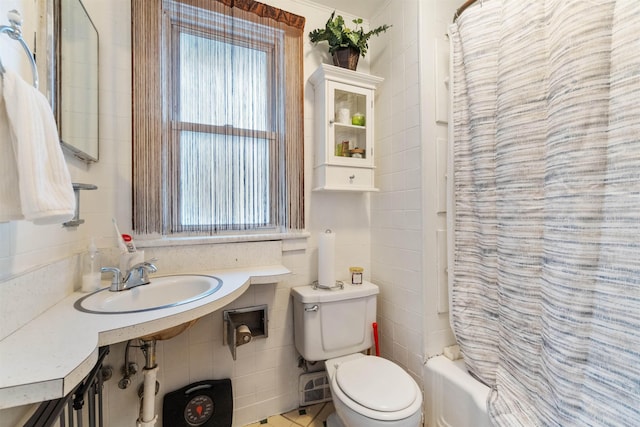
[309,11,391,58]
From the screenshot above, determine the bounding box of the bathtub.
[425,355,492,427]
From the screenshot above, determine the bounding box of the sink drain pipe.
[137,339,159,427]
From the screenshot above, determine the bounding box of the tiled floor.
[243,402,334,427]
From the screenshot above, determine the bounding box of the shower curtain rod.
[453,0,481,22]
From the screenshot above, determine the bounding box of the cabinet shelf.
[309,64,383,192]
[333,122,366,130]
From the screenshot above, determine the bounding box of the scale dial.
[184,395,214,426]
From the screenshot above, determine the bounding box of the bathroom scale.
[163,379,233,427]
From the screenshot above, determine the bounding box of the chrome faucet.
[101,259,158,292]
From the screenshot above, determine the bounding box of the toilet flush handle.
[304,305,319,312]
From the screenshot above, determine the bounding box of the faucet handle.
[101,267,122,291]
[130,258,158,273]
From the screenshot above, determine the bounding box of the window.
[132,0,305,235]
[169,8,278,231]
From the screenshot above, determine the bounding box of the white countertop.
[0,264,289,409]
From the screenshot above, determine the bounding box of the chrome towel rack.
[0,9,39,88]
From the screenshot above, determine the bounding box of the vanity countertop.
[0,264,289,409]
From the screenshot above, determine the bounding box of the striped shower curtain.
[448,1,640,426]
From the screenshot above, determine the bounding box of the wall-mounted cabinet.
[309,64,383,192]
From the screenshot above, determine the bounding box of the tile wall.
[419,0,460,359]
[369,0,459,387]
[370,0,426,383]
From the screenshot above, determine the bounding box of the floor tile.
[244,415,298,427]
[243,402,332,427]
[308,402,334,427]
[266,415,300,427]
[282,403,325,425]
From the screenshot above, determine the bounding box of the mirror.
[42,0,99,162]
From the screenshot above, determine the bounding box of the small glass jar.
[350,267,364,285]
[351,113,365,126]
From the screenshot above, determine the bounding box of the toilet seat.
[329,356,422,422]
[336,357,417,412]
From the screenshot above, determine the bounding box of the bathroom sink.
[75,274,223,314]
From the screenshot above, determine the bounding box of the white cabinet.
[309,64,383,192]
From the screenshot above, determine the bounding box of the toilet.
[291,282,423,427]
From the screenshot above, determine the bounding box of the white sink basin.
[75,274,223,314]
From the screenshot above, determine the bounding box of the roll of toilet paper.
[235,324,252,346]
[318,230,336,288]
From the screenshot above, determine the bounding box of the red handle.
[372,322,380,356]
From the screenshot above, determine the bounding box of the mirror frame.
[40,0,99,163]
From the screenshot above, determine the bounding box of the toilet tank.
[291,281,379,361]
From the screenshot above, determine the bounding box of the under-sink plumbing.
[118,339,139,389]
[138,338,160,427]
[298,356,322,373]
[117,338,161,426]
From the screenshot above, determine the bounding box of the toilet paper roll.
[235,324,252,346]
[318,230,336,288]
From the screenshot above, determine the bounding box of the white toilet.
[291,282,423,427]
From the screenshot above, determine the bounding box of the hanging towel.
[0,69,75,224]
[0,73,22,221]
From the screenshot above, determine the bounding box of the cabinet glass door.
[328,82,372,167]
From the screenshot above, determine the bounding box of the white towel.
[0,69,75,224]
[0,72,22,221]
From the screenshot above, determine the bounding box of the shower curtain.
[448,1,640,426]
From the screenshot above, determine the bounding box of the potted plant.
[309,11,391,71]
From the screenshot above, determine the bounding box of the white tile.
[235,348,257,377]
[234,374,257,398]
[254,368,277,395]
[393,341,409,368]
[188,342,215,382]
[212,344,235,379]
[253,348,279,372]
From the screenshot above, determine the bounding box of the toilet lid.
[335,357,417,412]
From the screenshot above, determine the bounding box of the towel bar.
[63,183,98,227]
[0,9,39,88]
